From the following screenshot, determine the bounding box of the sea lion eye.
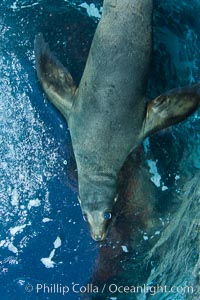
[83,213,88,222]
[104,212,112,220]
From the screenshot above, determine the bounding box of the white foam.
[146,159,161,187]
[40,258,55,268]
[155,231,161,235]
[10,223,30,236]
[54,237,62,249]
[41,237,61,268]
[143,138,150,154]
[79,2,102,19]
[162,185,168,191]
[41,249,56,268]
[0,240,6,247]
[0,45,62,256]
[146,160,168,191]
[8,242,18,254]
[10,1,17,10]
[27,199,41,210]
[121,245,129,253]
[11,1,39,10]
[11,188,19,206]
[42,218,53,223]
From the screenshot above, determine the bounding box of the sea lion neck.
[78,171,118,207]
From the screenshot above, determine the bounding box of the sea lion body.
[34,0,200,241]
[68,0,152,210]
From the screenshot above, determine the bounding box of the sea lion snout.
[90,225,108,242]
[92,233,106,242]
[81,209,113,241]
[89,211,111,241]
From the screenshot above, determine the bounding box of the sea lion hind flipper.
[142,83,200,138]
[34,33,76,120]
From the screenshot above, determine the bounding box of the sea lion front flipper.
[34,33,76,121]
[142,83,200,138]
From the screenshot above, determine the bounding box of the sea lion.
[34,0,200,241]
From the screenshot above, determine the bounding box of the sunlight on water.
[0,51,61,255]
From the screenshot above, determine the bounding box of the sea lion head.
[78,194,118,241]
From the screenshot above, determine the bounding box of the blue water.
[0,1,200,300]
[0,1,99,299]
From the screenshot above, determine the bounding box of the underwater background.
[0,0,199,299]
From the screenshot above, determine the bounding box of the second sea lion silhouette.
[34,0,200,241]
